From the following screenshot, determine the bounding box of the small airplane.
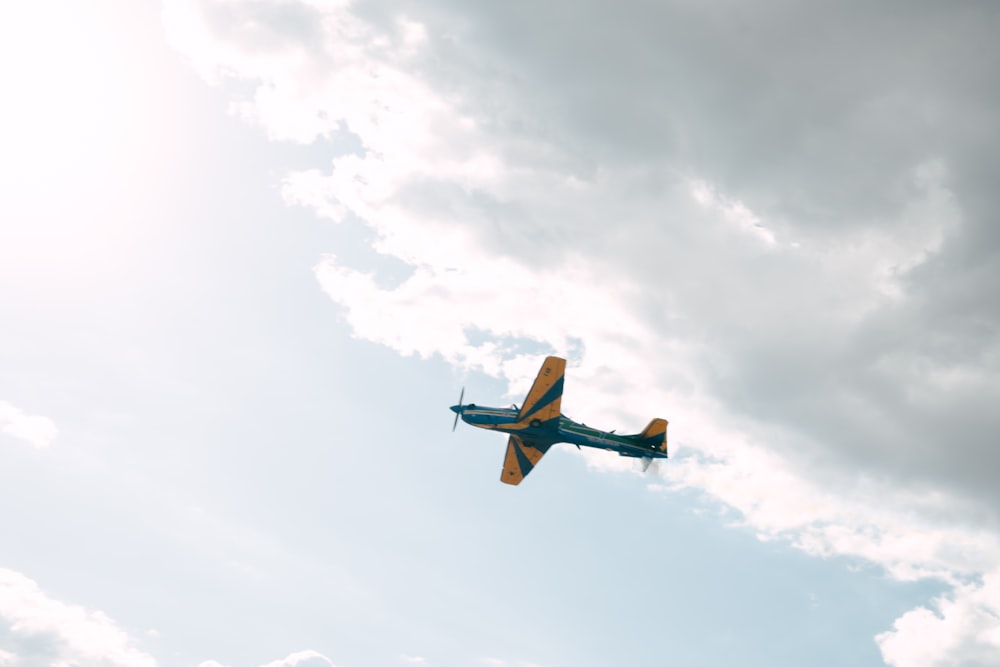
[450,356,668,485]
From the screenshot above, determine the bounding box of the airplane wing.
[501,434,552,485]
[516,355,566,425]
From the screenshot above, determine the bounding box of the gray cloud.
[337,0,1000,514]
[401,0,999,222]
[199,0,1000,515]
[206,0,999,230]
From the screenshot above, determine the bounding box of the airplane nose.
[450,405,461,414]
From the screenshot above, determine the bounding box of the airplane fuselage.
[455,404,668,460]
[450,356,668,484]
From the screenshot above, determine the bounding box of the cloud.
[198,650,337,667]
[399,655,426,664]
[258,650,336,667]
[478,659,545,667]
[876,568,1000,667]
[0,567,157,667]
[163,1,1000,665]
[0,401,57,449]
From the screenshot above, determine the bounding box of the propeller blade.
[452,387,465,431]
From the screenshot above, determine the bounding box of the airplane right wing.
[516,355,566,426]
[500,434,551,485]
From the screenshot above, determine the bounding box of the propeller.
[452,387,465,431]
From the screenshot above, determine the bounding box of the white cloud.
[876,568,1000,667]
[162,1,1000,665]
[198,650,337,667]
[258,650,336,667]
[0,567,157,667]
[399,655,426,664]
[0,401,57,449]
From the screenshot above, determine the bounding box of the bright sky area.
[2,2,999,666]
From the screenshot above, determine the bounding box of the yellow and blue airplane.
[450,356,668,485]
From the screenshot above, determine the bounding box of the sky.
[1,1,999,666]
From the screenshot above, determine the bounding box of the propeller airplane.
[450,356,668,484]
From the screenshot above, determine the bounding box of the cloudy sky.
[2,0,999,665]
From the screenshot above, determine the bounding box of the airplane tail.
[637,418,668,455]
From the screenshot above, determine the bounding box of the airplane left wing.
[500,434,551,485]
[516,355,566,426]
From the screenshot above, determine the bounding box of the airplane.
[450,356,668,485]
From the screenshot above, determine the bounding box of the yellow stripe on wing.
[517,356,566,424]
[500,434,549,485]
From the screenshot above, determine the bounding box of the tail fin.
[638,418,668,455]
